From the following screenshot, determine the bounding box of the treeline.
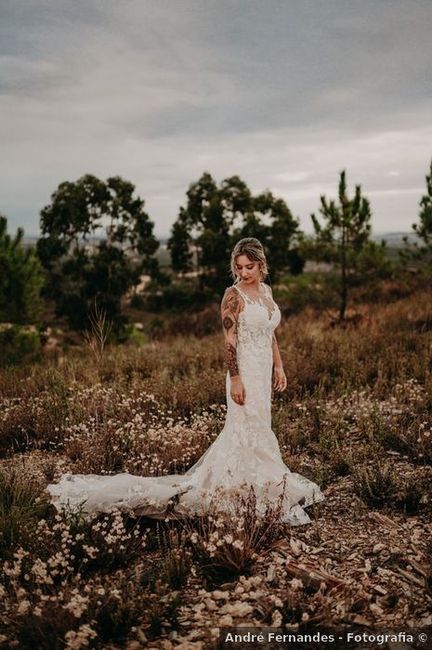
[1,160,432,342]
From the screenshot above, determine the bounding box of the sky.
[1,0,431,239]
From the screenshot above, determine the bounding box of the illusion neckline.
[233,282,277,321]
[233,281,267,303]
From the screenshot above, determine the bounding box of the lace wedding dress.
[47,283,324,525]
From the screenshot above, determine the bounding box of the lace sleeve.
[221,287,242,378]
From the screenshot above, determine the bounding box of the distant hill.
[371,231,420,246]
[22,235,170,246]
[24,232,419,249]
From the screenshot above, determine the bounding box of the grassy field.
[1,286,432,648]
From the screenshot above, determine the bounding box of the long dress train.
[46,283,325,525]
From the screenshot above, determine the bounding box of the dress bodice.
[231,282,281,354]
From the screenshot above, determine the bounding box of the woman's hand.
[273,365,287,392]
[230,375,246,405]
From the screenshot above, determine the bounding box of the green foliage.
[352,240,394,281]
[251,191,305,279]
[126,325,148,347]
[36,174,159,335]
[308,170,387,319]
[0,467,48,556]
[167,172,303,293]
[414,158,432,246]
[0,324,41,367]
[145,281,215,312]
[352,460,429,513]
[0,215,44,324]
[352,459,398,507]
[402,158,432,269]
[166,207,193,273]
[278,274,339,314]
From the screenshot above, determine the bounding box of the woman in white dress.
[47,238,324,525]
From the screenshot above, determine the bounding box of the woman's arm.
[221,287,246,405]
[265,284,284,370]
[266,284,287,392]
[221,287,241,378]
[272,331,287,391]
[272,332,284,369]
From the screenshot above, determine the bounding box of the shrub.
[351,459,398,508]
[144,281,215,312]
[276,273,338,315]
[0,467,48,557]
[0,324,41,367]
[181,485,289,587]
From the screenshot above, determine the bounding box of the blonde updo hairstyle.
[230,237,269,284]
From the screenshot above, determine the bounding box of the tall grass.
[0,285,431,647]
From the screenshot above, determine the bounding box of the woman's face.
[235,255,262,284]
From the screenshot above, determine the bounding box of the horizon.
[20,228,421,242]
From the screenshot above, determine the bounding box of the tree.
[0,214,44,323]
[403,158,432,268]
[195,195,232,291]
[254,191,304,279]
[414,158,432,246]
[168,173,303,291]
[309,170,375,320]
[37,174,159,333]
[168,173,232,292]
[166,208,194,274]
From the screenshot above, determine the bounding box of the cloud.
[0,0,431,237]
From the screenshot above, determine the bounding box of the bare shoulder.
[263,283,273,296]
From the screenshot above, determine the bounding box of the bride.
[47,237,325,525]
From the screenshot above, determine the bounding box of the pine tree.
[0,215,44,323]
[400,160,432,269]
[413,158,432,246]
[310,170,374,320]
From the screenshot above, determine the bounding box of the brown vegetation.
[1,288,432,648]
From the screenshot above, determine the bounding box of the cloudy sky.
[1,0,431,238]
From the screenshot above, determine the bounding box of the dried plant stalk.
[83,299,113,361]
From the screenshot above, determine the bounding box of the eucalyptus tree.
[37,174,159,333]
[168,172,303,292]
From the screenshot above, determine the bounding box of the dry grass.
[1,287,432,648]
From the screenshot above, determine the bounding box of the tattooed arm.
[221,287,246,405]
[221,287,241,378]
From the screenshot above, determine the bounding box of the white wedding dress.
[47,283,325,525]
